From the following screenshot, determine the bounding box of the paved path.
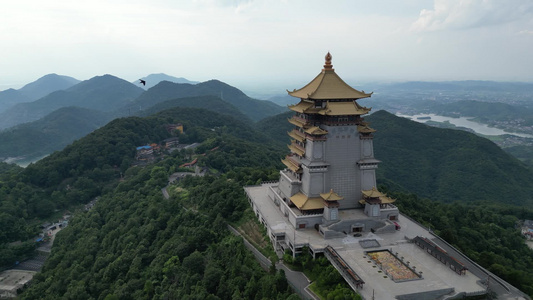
[164,178,319,299]
[161,187,169,199]
[227,225,319,300]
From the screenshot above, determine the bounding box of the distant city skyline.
[2,0,532,92]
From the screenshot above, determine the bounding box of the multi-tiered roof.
[282,53,376,212]
[288,52,372,100]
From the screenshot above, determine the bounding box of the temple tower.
[277,53,381,219]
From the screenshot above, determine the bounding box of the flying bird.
[139,79,146,86]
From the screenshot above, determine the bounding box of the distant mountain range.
[380,80,533,93]
[0,74,79,114]
[0,75,144,129]
[129,79,286,121]
[135,73,199,90]
[0,107,113,161]
[0,73,286,163]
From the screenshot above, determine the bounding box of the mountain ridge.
[0,75,143,129]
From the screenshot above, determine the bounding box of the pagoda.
[272,53,398,232]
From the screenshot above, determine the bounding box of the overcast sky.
[1,0,532,92]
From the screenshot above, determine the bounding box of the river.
[396,113,533,138]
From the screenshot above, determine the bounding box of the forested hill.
[255,111,293,146]
[0,75,143,129]
[367,110,533,206]
[5,106,294,299]
[0,107,284,246]
[138,95,250,124]
[17,74,80,102]
[0,107,113,161]
[0,74,80,115]
[127,79,286,121]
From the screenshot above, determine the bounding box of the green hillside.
[367,110,533,206]
[255,111,293,146]
[18,73,80,101]
[138,95,251,123]
[129,80,287,121]
[0,75,143,129]
[0,89,30,114]
[6,107,292,299]
[0,107,112,162]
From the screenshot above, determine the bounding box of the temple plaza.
[244,53,527,300]
[245,183,492,300]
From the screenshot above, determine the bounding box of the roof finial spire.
[323,52,333,71]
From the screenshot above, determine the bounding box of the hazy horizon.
[2,0,533,92]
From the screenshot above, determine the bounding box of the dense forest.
[22,163,296,299]
[368,110,533,206]
[0,106,532,298]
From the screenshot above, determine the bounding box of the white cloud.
[517,29,533,35]
[411,0,533,32]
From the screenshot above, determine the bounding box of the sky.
[1,0,532,93]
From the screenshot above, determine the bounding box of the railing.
[324,246,365,290]
[399,212,514,294]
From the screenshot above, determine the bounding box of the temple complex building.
[244,53,528,300]
[270,52,398,238]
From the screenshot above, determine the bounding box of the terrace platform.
[245,183,528,300]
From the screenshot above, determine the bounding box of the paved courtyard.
[245,183,528,300]
[0,270,36,298]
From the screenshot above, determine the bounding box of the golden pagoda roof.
[288,52,372,100]
[290,193,324,210]
[362,187,386,198]
[359,197,396,205]
[361,187,396,204]
[317,101,371,116]
[304,126,328,135]
[287,130,306,142]
[282,157,301,173]
[288,117,308,129]
[288,142,305,156]
[288,100,314,113]
[357,124,377,133]
[320,189,344,201]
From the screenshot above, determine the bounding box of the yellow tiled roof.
[317,101,371,116]
[362,187,386,198]
[288,130,306,142]
[290,193,324,210]
[359,197,396,205]
[288,142,305,156]
[304,126,328,135]
[288,117,308,128]
[288,100,314,113]
[357,124,377,133]
[320,189,344,201]
[282,157,301,173]
[361,187,396,204]
[288,53,372,100]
